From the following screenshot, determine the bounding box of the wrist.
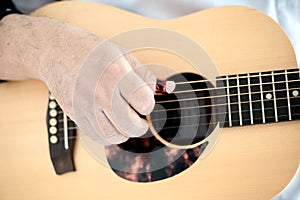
[0,14,102,82]
[36,17,103,85]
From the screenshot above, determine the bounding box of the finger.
[125,53,157,92]
[76,108,129,145]
[119,70,155,115]
[134,66,176,94]
[94,108,130,144]
[133,65,157,93]
[74,114,110,145]
[104,91,149,138]
[124,53,140,68]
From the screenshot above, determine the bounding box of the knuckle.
[106,134,129,144]
[122,121,148,138]
[139,97,155,114]
[143,68,156,83]
[132,90,155,115]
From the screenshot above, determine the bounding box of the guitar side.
[0,2,299,200]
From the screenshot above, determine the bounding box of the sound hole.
[105,73,216,182]
[150,73,215,146]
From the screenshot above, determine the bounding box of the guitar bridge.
[46,94,77,175]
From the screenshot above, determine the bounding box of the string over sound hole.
[149,73,216,147]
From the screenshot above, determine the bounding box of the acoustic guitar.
[0,2,299,199]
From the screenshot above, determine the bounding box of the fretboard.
[216,68,300,127]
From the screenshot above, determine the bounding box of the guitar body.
[0,2,299,199]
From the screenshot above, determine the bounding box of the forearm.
[0,14,101,81]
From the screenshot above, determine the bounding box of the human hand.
[65,43,159,145]
[39,30,158,145]
[0,14,174,145]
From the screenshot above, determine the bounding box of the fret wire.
[247,73,254,124]
[224,113,300,125]
[172,79,300,95]
[285,70,292,120]
[226,76,232,127]
[259,73,265,123]
[237,74,243,126]
[271,71,278,122]
[175,70,300,85]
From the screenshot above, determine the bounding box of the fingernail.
[166,81,176,93]
[156,79,176,94]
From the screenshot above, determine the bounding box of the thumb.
[125,53,157,92]
[125,53,176,93]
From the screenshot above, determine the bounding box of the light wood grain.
[0,2,299,200]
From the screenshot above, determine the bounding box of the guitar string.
[51,78,300,110]
[58,105,300,123]
[147,113,300,130]
[56,136,77,140]
[52,81,300,111]
[152,95,300,112]
[55,87,300,115]
[58,113,300,132]
[59,105,300,130]
[51,70,300,137]
[171,79,300,95]
[156,87,300,104]
[174,70,300,85]
[150,105,300,122]
[58,97,300,123]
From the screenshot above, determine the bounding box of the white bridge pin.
[50,135,58,144]
[49,127,57,134]
[49,109,57,117]
[49,101,57,109]
[49,118,57,126]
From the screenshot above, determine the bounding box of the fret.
[249,73,263,124]
[287,69,300,120]
[271,71,278,122]
[261,71,276,123]
[228,75,241,126]
[239,74,251,125]
[216,78,228,127]
[274,70,289,122]
[247,74,254,124]
[216,68,300,128]
[285,70,292,120]
[259,73,266,123]
[226,76,232,127]
[237,75,243,126]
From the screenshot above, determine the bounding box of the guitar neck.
[216,68,300,127]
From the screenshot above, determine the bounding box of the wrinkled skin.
[0,14,171,145]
